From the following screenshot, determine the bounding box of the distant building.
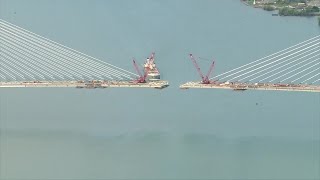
[297,2,307,7]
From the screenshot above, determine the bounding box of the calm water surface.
[0,0,320,179]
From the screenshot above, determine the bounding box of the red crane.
[149,52,155,64]
[189,54,215,84]
[133,59,148,83]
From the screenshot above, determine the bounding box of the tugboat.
[144,52,161,81]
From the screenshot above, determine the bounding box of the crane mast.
[189,54,215,84]
[189,54,205,81]
[133,59,148,83]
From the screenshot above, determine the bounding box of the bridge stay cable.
[0,27,125,80]
[279,61,320,83]
[0,29,106,80]
[226,41,320,82]
[0,38,75,80]
[0,19,139,82]
[258,54,320,83]
[211,35,320,80]
[237,47,320,82]
[0,19,138,79]
[250,51,320,82]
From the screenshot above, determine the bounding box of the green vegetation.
[279,6,320,16]
[275,0,307,6]
[243,0,320,27]
[263,5,276,11]
[246,0,255,5]
[275,0,291,6]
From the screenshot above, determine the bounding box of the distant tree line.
[276,0,307,4]
[279,6,320,16]
[263,5,276,11]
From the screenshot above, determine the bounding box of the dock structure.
[181,35,320,93]
[0,19,169,89]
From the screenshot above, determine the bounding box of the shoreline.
[241,0,320,21]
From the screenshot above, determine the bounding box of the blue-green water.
[0,0,319,179]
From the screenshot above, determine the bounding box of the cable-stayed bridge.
[181,35,320,92]
[0,19,168,89]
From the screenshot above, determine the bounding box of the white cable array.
[0,31,101,80]
[0,73,6,79]
[279,62,320,83]
[259,54,319,82]
[211,35,320,80]
[238,46,319,82]
[0,19,138,77]
[0,35,79,80]
[1,52,37,80]
[0,26,113,80]
[0,67,16,80]
[251,51,319,82]
[1,38,75,80]
[301,72,320,83]
[0,19,138,82]
[1,46,52,80]
[0,24,133,79]
[291,66,320,83]
[212,35,320,85]
[0,60,24,79]
[228,42,320,81]
[0,19,138,78]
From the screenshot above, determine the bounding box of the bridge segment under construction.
[180,81,320,92]
[181,35,320,93]
[0,80,169,89]
[0,19,168,89]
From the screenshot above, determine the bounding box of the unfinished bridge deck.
[180,82,320,92]
[0,80,169,89]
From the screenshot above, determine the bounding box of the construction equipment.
[133,59,149,83]
[144,52,161,81]
[189,54,215,84]
[149,52,155,63]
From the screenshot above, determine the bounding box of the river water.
[0,0,320,179]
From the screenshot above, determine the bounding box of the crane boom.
[189,54,205,82]
[133,58,149,83]
[149,52,155,63]
[133,59,143,78]
[204,61,215,83]
[189,54,216,84]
